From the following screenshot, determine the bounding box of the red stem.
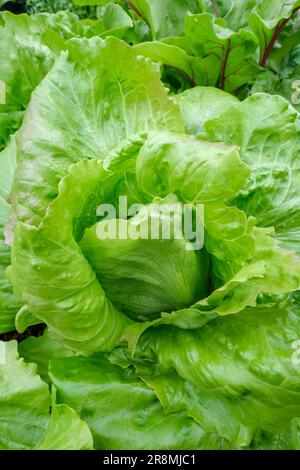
[260,6,300,67]
[124,0,148,23]
[210,0,219,16]
[220,38,230,90]
[173,67,196,87]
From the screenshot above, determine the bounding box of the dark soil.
[0,324,46,343]
[0,1,26,14]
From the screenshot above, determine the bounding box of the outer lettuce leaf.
[194,226,300,311]
[13,36,183,226]
[36,393,93,450]
[206,94,300,254]
[0,340,93,449]
[179,88,300,255]
[174,86,238,136]
[0,340,50,449]
[207,224,300,299]
[49,353,233,450]
[129,302,300,447]
[10,160,130,353]
[0,136,17,244]
[0,11,71,148]
[249,418,300,449]
[19,329,76,384]
[0,137,22,333]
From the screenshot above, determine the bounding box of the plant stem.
[0,324,46,343]
[220,38,230,89]
[175,67,196,87]
[123,0,151,30]
[124,0,144,20]
[260,6,300,67]
[210,0,219,17]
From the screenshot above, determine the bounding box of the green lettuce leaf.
[10,160,130,353]
[36,391,93,450]
[123,0,202,40]
[38,5,133,42]
[174,86,238,136]
[128,301,300,446]
[13,36,183,226]
[134,130,300,289]
[0,12,53,110]
[0,340,50,449]
[201,0,258,31]
[0,110,23,152]
[179,88,300,255]
[0,12,53,147]
[0,137,22,333]
[49,352,233,450]
[0,9,136,148]
[0,340,93,449]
